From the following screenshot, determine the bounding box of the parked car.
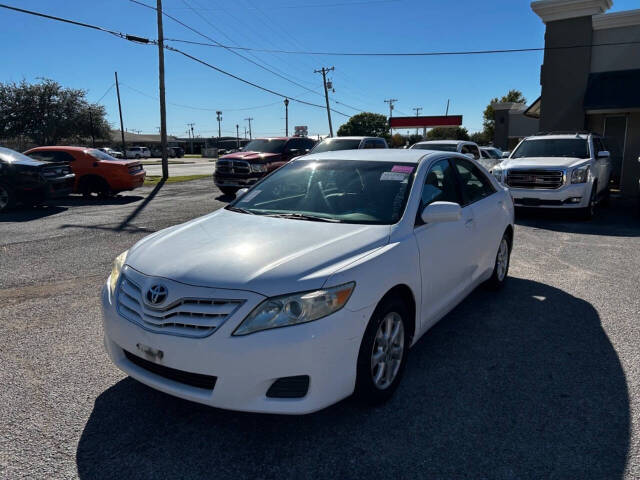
[98,147,124,159]
[150,146,184,158]
[310,136,388,153]
[102,149,514,414]
[213,137,316,195]
[25,146,145,197]
[491,133,612,220]
[0,146,74,212]
[125,146,151,159]
[480,146,503,159]
[410,140,497,171]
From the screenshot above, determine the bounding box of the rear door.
[452,157,502,279]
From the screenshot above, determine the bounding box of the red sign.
[390,115,463,129]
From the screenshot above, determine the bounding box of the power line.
[0,3,154,44]
[93,83,115,103]
[130,0,323,99]
[165,0,400,10]
[162,37,640,57]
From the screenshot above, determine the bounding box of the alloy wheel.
[0,185,9,210]
[371,312,405,390]
[496,237,509,282]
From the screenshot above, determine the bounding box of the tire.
[600,185,610,207]
[81,177,110,199]
[135,154,141,159]
[355,296,410,406]
[485,232,511,290]
[219,186,238,196]
[0,183,15,213]
[579,183,597,221]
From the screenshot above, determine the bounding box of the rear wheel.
[80,177,110,199]
[486,232,511,290]
[219,186,238,196]
[355,296,410,405]
[0,183,15,212]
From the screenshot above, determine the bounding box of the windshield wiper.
[264,213,340,223]
[227,206,256,215]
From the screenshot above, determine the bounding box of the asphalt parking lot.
[1,180,639,479]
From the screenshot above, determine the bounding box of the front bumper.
[509,183,590,209]
[101,278,372,414]
[213,173,263,188]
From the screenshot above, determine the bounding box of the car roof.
[26,146,89,152]
[301,148,435,164]
[415,140,472,145]
[525,134,589,140]
[320,136,379,140]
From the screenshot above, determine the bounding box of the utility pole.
[384,98,398,136]
[187,123,195,154]
[88,108,95,147]
[114,72,126,155]
[283,98,289,136]
[413,107,422,135]
[236,124,240,149]
[445,99,450,116]
[244,117,253,140]
[315,67,334,137]
[216,111,222,139]
[156,0,168,179]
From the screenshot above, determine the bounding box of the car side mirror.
[420,201,462,224]
[597,150,610,159]
[235,188,249,198]
[502,152,510,158]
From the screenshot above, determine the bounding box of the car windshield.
[311,139,362,153]
[243,139,287,154]
[482,149,501,159]
[88,149,117,160]
[227,159,416,224]
[411,143,457,152]
[511,138,590,159]
[0,147,36,163]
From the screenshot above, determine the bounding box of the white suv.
[125,146,151,159]
[491,133,612,219]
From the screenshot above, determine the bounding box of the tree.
[0,78,111,146]
[426,126,469,141]
[337,112,389,139]
[470,131,490,145]
[482,89,526,142]
[390,133,405,148]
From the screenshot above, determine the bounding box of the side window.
[362,140,375,149]
[303,139,315,151]
[55,151,75,162]
[594,137,606,155]
[285,139,301,152]
[374,139,386,149]
[420,159,461,211]
[454,158,496,205]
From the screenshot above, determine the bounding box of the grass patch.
[141,160,194,165]
[144,174,210,186]
[184,154,202,158]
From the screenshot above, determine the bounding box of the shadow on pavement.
[76,278,629,479]
[50,194,145,207]
[0,204,67,222]
[117,180,165,231]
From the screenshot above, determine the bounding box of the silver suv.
[491,133,612,220]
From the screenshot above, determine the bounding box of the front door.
[413,158,475,333]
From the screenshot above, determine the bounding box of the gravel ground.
[1,181,639,479]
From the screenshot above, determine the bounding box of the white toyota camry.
[101,149,514,414]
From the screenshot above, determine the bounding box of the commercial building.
[530,0,640,195]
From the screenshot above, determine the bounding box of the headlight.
[571,165,590,183]
[108,250,128,295]
[250,163,267,173]
[233,282,355,336]
[491,167,504,183]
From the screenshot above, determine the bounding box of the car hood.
[500,157,588,169]
[101,159,141,167]
[126,209,391,297]
[220,151,280,162]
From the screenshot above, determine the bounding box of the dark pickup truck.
[213,137,316,195]
[0,146,75,212]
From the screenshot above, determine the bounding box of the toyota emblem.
[146,284,168,305]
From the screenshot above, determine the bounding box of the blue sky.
[1,0,638,139]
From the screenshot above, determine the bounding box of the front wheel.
[0,183,15,212]
[355,296,410,406]
[579,184,597,220]
[485,232,511,290]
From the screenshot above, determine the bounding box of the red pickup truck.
[213,137,316,195]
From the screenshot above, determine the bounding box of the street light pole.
[216,111,222,139]
[284,98,289,136]
[236,124,240,149]
[156,0,169,179]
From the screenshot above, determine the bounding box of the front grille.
[266,376,310,398]
[116,273,244,338]
[216,159,251,175]
[124,349,217,390]
[506,169,565,189]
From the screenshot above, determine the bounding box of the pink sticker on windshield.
[391,165,414,173]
